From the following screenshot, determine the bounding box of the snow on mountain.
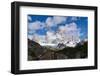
[28,22,83,48]
[39,43,57,47]
[31,32,81,48]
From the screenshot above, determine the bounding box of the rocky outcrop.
[28,39,47,60]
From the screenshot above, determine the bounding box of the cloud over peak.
[28,15,87,46]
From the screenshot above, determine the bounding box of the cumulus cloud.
[30,22,81,44]
[66,23,81,40]
[42,31,56,43]
[28,16,82,46]
[28,30,35,35]
[46,31,56,40]
[32,34,41,42]
[28,35,33,40]
[57,22,81,43]
[59,25,65,31]
[53,16,67,25]
[46,17,54,27]
[28,21,45,30]
[70,17,78,21]
[28,16,32,21]
[45,22,80,44]
[46,31,54,36]
[65,22,78,31]
[28,16,67,32]
[45,16,67,28]
[58,25,66,34]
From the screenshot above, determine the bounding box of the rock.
[28,39,47,60]
[57,43,66,49]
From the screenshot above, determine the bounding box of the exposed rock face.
[28,39,47,60]
[28,39,88,61]
[38,51,68,60]
[57,43,66,49]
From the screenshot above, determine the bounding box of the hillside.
[28,39,88,60]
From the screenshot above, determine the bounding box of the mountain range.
[28,39,88,60]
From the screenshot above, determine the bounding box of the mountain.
[56,43,66,50]
[28,39,47,60]
[28,38,88,60]
[58,41,88,58]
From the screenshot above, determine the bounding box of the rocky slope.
[28,39,88,60]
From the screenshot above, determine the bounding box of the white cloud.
[28,30,36,35]
[28,16,32,21]
[57,22,81,43]
[59,25,65,31]
[46,31,57,43]
[28,35,33,40]
[53,16,67,25]
[31,22,81,45]
[70,17,78,21]
[46,31,54,36]
[58,25,66,34]
[28,16,82,47]
[65,22,78,31]
[46,31,56,39]
[65,23,81,40]
[32,34,41,42]
[45,16,67,28]
[28,21,45,30]
[46,17,54,27]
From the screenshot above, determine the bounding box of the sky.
[28,15,88,42]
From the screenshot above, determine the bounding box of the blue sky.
[28,15,88,40]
